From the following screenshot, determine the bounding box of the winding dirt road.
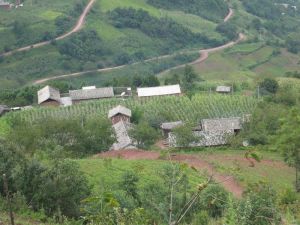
[1,0,96,57]
[98,149,244,198]
[33,7,244,85]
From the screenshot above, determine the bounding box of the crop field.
[161,44,300,84]
[7,94,258,123]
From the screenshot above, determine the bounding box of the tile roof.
[201,117,241,132]
[69,87,114,100]
[137,84,181,97]
[161,121,183,130]
[111,121,135,150]
[108,105,131,118]
[37,86,61,104]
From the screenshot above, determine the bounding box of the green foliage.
[216,22,238,40]
[108,7,217,53]
[58,30,110,61]
[199,184,229,218]
[237,182,281,225]
[129,122,159,148]
[277,108,300,191]
[259,78,279,95]
[147,0,228,22]
[172,123,198,147]
[6,116,114,157]
[119,171,141,205]
[0,86,39,107]
[191,210,209,225]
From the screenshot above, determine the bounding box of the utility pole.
[3,174,15,225]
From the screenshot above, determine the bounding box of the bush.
[237,182,281,225]
[199,185,229,218]
[191,210,209,225]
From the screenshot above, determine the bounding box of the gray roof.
[111,121,136,150]
[0,105,10,116]
[108,105,131,119]
[69,87,114,101]
[60,97,72,107]
[37,86,61,104]
[161,121,183,130]
[201,117,241,132]
[169,130,234,147]
[216,86,231,93]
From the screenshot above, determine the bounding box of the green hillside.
[0,0,228,89]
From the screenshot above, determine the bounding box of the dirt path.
[98,149,244,198]
[1,0,96,57]
[33,7,244,85]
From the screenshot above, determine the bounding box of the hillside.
[0,0,229,89]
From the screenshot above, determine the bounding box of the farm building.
[108,106,136,150]
[160,121,183,137]
[37,86,61,107]
[201,117,241,133]
[108,105,132,125]
[167,117,242,148]
[0,105,10,116]
[0,0,11,9]
[137,84,181,97]
[216,86,231,94]
[69,87,114,103]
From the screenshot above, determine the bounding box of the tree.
[172,124,198,147]
[129,122,159,149]
[277,108,300,192]
[119,171,141,205]
[259,78,279,94]
[183,65,197,84]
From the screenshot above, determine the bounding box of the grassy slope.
[0,0,223,89]
[159,43,300,85]
[0,0,84,51]
[76,158,204,193]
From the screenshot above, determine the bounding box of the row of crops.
[7,94,258,123]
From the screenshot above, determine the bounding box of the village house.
[108,105,136,150]
[69,86,114,104]
[0,105,10,116]
[0,0,11,9]
[216,86,231,94]
[167,117,242,148]
[37,86,61,107]
[137,84,181,97]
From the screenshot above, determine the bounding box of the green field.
[7,94,258,123]
[159,43,300,85]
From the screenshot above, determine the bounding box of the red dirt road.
[98,149,244,198]
[1,0,96,57]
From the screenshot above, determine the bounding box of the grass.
[188,149,297,192]
[76,157,204,193]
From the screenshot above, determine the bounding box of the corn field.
[8,94,258,123]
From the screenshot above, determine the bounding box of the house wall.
[0,4,10,9]
[111,114,130,125]
[40,100,60,107]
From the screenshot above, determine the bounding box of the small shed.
[0,1,11,9]
[160,121,183,137]
[108,105,131,125]
[37,86,61,107]
[69,87,114,103]
[137,84,181,97]
[0,105,10,116]
[216,86,231,94]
